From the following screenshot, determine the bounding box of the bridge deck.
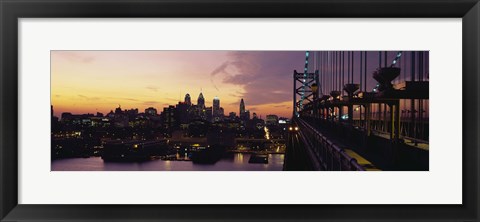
[291,117,428,171]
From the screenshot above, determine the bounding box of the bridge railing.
[295,117,365,171]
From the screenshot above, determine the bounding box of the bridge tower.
[293,51,320,117]
[293,70,319,116]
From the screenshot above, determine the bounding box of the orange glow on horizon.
[51,51,294,118]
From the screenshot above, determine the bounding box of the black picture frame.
[1,0,479,221]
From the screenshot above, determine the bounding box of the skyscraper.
[184,93,191,106]
[239,98,245,116]
[197,92,205,108]
[161,105,176,129]
[176,101,190,124]
[212,96,223,122]
[240,98,249,121]
[213,96,220,116]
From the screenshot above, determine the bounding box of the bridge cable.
[299,51,310,113]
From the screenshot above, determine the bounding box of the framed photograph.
[1,0,479,221]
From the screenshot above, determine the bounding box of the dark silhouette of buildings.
[52,93,286,147]
[239,98,250,121]
[161,105,176,129]
[145,107,158,116]
[184,93,191,106]
[240,98,245,116]
[212,96,224,122]
[197,92,205,108]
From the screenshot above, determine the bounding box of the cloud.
[210,61,230,91]
[164,97,179,102]
[146,85,159,92]
[228,93,241,98]
[119,98,139,102]
[229,101,241,106]
[78,95,100,101]
[211,61,230,77]
[143,101,160,106]
[218,51,305,106]
[223,74,252,85]
[106,97,140,102]
[211,79,219,91]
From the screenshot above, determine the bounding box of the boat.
[101,140,166,162]
[248,154,268,164]
[190,145,225,164]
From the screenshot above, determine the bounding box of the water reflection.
[234,153,243,164]
[52,153,284,171]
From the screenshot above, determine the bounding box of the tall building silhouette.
[212,96,223,122]
[213,96,220,115]
[197,92,205,108]
[240,98,249,121]
[184,93,191,106]
[240,98,245,116]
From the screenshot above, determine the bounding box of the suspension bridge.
[284,51,429,171]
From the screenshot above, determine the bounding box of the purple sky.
[52,51,428,118]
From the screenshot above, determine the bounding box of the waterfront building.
[266,115,279,126]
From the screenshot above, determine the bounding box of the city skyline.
[51,50,428,119]
[54,93,282,120]
[51,50,429,171]
[51,51,305,118]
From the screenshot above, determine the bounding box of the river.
[52,153,285,171]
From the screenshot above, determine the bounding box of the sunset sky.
[51,51,428,119]
[51,51,306,118]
